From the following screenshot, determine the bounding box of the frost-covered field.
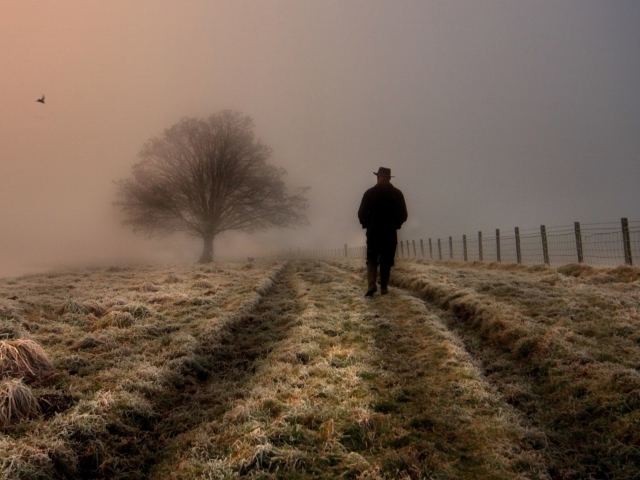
[1,259,639,479]
[0,261,283,478]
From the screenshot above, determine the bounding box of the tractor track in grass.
[328,258,640,479]
[146,262,306,478]
[33,261,303,480]
[160,260,549,479]
[390,261,640,479]
[3,259,565,479]
[4,258,637,478]
[316,260,550,479]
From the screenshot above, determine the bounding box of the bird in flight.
[36,95,45,104]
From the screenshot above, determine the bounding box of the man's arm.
[396,191,408,229]
[358,190,371,228]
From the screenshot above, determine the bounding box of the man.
[358,167,408,297]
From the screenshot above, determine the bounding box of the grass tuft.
[0,378,41,427]
[0,319,22,340]
[193,279,213,289]
[120,302,153,319]
[0,339,55,380]
[608,265,640,283]
[162,273,182,284]
[139,282,159,292]
[0,435,78,479]
[0,299,22,325]
[557,263,596,277]
[91,311,135,330]
[58,298,107,317]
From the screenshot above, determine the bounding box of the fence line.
[291,218,639,268]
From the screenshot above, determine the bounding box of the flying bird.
[36,95,45,104]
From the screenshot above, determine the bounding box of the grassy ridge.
[0,261,285,478]
[374,259,640,479]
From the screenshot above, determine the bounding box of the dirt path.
[156,260,548,479]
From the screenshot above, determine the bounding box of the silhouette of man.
[358,167,408,296]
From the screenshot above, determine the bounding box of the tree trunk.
[199,234,214,263]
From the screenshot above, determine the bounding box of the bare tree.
[115,110,309,262]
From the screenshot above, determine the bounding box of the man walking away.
[358,167,408,297]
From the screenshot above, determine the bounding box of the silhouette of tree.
[115,110,309,262]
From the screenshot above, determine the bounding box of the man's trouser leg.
[379,264,391,294]
[365,231,379,297]
[379,232,397,295]
[365,263,377,297]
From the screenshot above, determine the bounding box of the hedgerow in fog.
[115,110,309,262]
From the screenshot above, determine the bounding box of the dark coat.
[358,183,408,233]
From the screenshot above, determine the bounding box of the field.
[1,258,639,479]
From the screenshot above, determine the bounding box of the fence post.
[541,225,550,265]
[344,244,348,258]
[574,222,584,263]
[449,236,453,260]
[478,231,483,261]
[420,239,424,258]
[622,218,633,266]
[496,229,501,263]
[429,239,433,259]
[400,241,404,258]
[438,238,442,261]
[463,235,468,261]
[515,227,522,264]
[406,240,410,258]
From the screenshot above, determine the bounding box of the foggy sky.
[2,1,640,278]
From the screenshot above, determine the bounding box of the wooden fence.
[293,218,640,268]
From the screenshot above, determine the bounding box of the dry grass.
[0,378,41,427]
[363,258,640,479]
[0,260,287,478]
[152,260,547,479]
[0,339,55,380]
[1,257,637,478]
[0,435,77,480]
[90,311,135,330]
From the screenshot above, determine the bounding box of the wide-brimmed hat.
[374,167,393,177]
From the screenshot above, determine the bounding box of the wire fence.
[293,218,640,268]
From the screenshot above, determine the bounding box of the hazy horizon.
[2,1,639,278]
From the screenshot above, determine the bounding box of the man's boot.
[365,264,377,297]
[380,265,390,295]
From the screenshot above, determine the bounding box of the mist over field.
[2,1,640,278]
